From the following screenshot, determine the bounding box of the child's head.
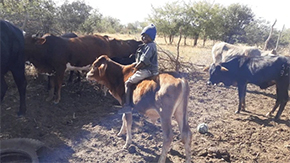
[141,24,156,43]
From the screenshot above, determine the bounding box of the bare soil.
[1,52,290,163]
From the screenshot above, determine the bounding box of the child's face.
[141,34,152,43]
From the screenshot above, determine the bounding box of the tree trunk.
[164,34,167,44]
[183,36,187,46]
[193,35,198,47]
[203,37,207,47]
[169,35,174,45]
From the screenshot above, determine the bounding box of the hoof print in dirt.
[199,147,230,162]
[128,145,137,154]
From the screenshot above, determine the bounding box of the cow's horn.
[220,66,228,71]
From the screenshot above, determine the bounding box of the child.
[119,24,158,114]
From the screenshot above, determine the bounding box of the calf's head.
[86,55,108,84]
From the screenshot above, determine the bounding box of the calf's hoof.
[123,143,130,149]
[266,112,272,117]
[235,110,240,114]
[117,132,124,137]
[53,100,60,104]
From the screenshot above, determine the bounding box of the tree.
[97,16,123,33]
[79,9,102,34]
[0,0,56,34]
[149,1,185,44]
[222,3,254,43]
[57,0,92,32]
[187,1,224,46]
[244,18,270,46]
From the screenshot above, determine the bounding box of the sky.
[61,0,289,30]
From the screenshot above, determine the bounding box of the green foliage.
[187,1,225,45]
[78,9,102,34]
[0,0,56,34]
[244,18,270,46]
[57,1,92,33]
[222,3,255,43]
[149,1,185,44]
[97,16,123,34]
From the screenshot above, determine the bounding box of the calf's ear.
[99,63,107,77]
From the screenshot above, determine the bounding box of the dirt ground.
[1,50,290,163]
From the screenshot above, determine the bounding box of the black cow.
[111,55,136,65]
[1,20,27,115]
[208,55,289,121]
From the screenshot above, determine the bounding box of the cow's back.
[66,35,111,67]
[212,42,261,64]
[246,56,289,84]
[132,72,186,114]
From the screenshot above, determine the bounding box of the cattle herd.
[1,20,289,162]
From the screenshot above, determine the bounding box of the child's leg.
[118,70,152,114]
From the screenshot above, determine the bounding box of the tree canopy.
[1,0,289,49]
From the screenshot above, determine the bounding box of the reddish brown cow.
[86,55,192,163]
[24,34,142,103]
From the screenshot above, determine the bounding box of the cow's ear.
[203,66,210,72]
[35,38,46,45]
[99,63,107,77]
[220,66,228,72]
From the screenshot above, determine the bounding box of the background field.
[1,34,290,162]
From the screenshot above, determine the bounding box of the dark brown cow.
[24,34,142,103]
[86,55,192,163]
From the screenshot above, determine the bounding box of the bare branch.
[264,19,277,50]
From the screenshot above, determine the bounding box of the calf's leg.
[117,113,132,149]
[174,110,192,163]
[159,116,173,163]
[117,113,127,136]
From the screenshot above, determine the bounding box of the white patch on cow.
[41,73,55,76]
[65,63,90,72]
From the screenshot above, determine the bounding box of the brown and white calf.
[86,55,192,163]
